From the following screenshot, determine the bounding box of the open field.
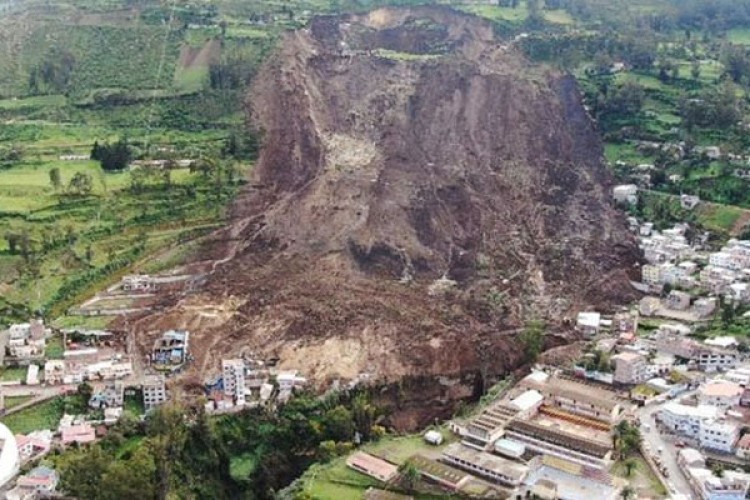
[2,397,65,434]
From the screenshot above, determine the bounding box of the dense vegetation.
[53,391,384,499]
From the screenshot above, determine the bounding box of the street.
[638,391,697,498]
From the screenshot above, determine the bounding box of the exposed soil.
[133,6,641,428]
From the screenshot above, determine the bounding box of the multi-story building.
[699,419,740,453]
[143,375,167,411]
[666,290,692,311]
[44,360,65,385]
[222,359,246,405]
[696,347,737,372]
[612,352,648,385]
[698,381,744,408]
[659,403,719,438]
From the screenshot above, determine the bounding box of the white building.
[613,184,638,204]
[699,419,740,453]
[44,360,66,385]
[576,312,602,338]
[222,359,246,406]
[659,403,719,438]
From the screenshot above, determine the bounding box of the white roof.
[704,336,738,348]
[662,402,719,419]
[510,390,543,411]
[495,438,526,457]
[424,430,443,442]
[576,312,601,328]
[524,371,549,384]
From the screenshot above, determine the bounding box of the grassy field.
[4,395,34,410]
[727,27,750,45]
[2,397,65,434]
[0,366,27,382]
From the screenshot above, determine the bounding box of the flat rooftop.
[442,443,527,482]
[527,414,611,448]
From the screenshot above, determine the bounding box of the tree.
[100,445,158,500]
[96,138,132,171]
[77,382,93,404]
[519,320,546,363]
[621,486,636,500]
[691,60,701,80]
[399,462,421,491]
[323,406,355,442]
[623,457,638,477]
[49,167,62,191]
[68,172,93,196]
[57,446,112,498]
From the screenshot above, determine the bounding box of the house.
[509,389,544,417]
[694,297,718,318]
[698,381,744,408]
[89,381,125,409]
[725,367,750,386]
[613,184,638,204]
[696,347,737,372]
[143,375,167,411]
[121,274,157,292]
[741,388,750,407]
[44,360,65,385]
[13,465,59,497]
[0,423,20,489]
[705,336,738,349]
[576,312,602,338]
[736,434,750,460]
[611,352,648,385]
[440,443,528,487]
[25,364,39,385]
[666,290,691,310]
[152,330,190,368]
[684,465,749,500]
[346,452,398,482]
[15,430,52,463]
[61,424,96,446]
[680,194,701,210]
[5,320,47,361]
[276,370,307,390]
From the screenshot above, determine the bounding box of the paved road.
[638,392,697,498]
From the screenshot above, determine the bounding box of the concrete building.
[44,360,65,385]
[143,375,167,411]
[666,290,691,310]
[576,312,602,338]
[659,403,719,438]
[736,434,750,460]
[222,359,246,405]
[611,352,648,385]
[441,443,528,487]
[121,274,157,292]
[699,419,740,453]
[698,381,744,408]
[613,184,638,204]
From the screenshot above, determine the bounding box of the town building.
[440,443,528,487]
[12,465,59,498]
[524,455,624,500]
[659,403,718,438]
[44,360,65,385]
[222,359,246,405]
[143,375,168,411]
[699,418,740,453]
[666,290,692,310]
[613,184,638,204]
[14,430,52,463]
[121,274,157,292]
[678,448,750,500]
[576,312,602,338]
[611,352,647,385]
[5,320,47,362]
[345,452,398,482]
[88,381,125,409]
[736,434,750,460]
[698,381,744,408]
[152,330,190,369]
[61,424,96,447]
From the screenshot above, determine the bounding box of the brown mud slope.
[137,7,641,427]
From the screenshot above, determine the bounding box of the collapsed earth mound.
[140,6,640,427]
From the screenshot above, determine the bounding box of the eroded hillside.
[135,6,641,427]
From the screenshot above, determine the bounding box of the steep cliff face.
[138,7,640,427]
